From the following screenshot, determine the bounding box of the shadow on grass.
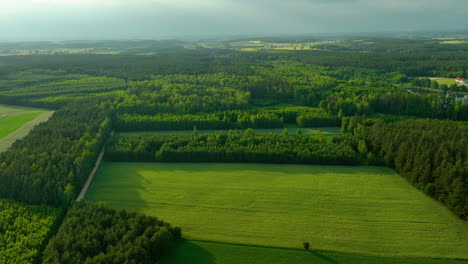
[162,239,215,264]
[309,250,339,264]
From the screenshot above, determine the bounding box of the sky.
[1,0,467,41]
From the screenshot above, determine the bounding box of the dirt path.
[76,131,114,201]
[76,146,106,201]
[0,111,54,152]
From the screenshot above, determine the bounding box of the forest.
[42,201,181,264]
[0,37,466,263]
[105,131,359,165]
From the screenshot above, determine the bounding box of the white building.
[455,78,468,84]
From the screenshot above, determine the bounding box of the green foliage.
[42,201,181,264]
[106,132,359,165]
[367,120,468,219]
[0,100,112,206]
[0,199,60,264]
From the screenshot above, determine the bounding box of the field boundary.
[76,146,106,201]
[188,239,468,262]
[0,111,54,152]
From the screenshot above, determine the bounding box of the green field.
[433,78,468,86]
[87,162,468,260]
[163,240,468,264]
[0,104,53,152]
[0,112,44,139]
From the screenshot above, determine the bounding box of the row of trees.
[0,199,61,264]
[115,107,340,132]
[322,92,468,121]
[0,75,125,109]
[106,131,359,165]
[365,120,468,219]
[42,201,181,264]
[0,99,113,206]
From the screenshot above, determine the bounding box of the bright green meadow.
[86,162,468,260]
[0,112,44,139]
[162,240,468,264]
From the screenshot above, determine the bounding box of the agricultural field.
[228,40,337,51]
[163,240,468,264]
[0,104,53,151]
[86,162,468,260]
[0,199,60,264]
[432,78,468,86]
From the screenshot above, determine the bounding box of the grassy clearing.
[0,111,54,152]
[87,162,468,259]
[162,240,468,264]
[0,104,47,115]
[0,112,44,139]
[433,78,468,86]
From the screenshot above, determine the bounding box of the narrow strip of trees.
[106,131,359,165]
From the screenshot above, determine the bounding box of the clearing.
[86,162,468,259]
[0,104,53,152]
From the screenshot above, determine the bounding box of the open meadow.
[86,162,468,260]
[0,104,53,152]
[162,240,468,264]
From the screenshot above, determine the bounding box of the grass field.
[432,78,468,86]
[0,112,44,139]
[0,104,53,152]
[162,240,468,264]
[87,162,468,260]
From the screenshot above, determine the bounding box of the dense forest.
[42,201,181,264]
[115,107,339,131]
[365,120,468,219]
[0,99,112,206]
[0,199,61,264]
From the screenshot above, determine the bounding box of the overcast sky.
[1,0,467,41]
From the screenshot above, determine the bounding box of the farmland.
[86,162,468,259]
[0,104,53,151]
[162,240,468,264]
[434,78,468,86]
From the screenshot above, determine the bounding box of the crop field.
[86,162,468,260]
[162,240,468,264]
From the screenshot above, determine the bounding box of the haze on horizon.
[1,0,467,41]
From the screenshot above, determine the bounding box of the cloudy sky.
[1,0,467,41]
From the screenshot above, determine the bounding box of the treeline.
[0,75,125,109]
[42,201,181,264]
[411,78,468,93]
[366,120,468,219]
[0,199,61,264]
[106,131,359,165]
[0,99,112,206]
[295,50,468,77]
[322,92,468,121]
[115,107,339,131]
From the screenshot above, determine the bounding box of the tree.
[303,242,310,250]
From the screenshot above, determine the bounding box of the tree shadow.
[309,250,339,264]
[162,240,215,264]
